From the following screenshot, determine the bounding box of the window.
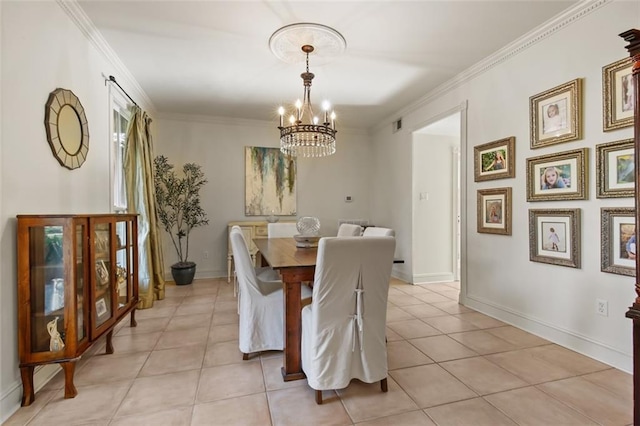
[110,89,132,212]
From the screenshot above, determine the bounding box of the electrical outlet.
[596,299,608,316]
[203,250,209,259]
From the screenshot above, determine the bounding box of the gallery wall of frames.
[474,56,635,275]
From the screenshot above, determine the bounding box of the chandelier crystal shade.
[277,45,337,158]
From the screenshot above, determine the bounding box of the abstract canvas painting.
[245,147,297,216]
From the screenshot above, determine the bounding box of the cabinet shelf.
[17,213,138,406]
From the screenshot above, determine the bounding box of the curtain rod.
[107,75,138,107]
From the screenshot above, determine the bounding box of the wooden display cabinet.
[16,214,138,406]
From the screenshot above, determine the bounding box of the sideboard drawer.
[255,226,268,237]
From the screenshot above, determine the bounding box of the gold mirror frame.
[44,88,89,170]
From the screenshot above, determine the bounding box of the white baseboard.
[1,364,60,424]
[163,269,227,283]
[391,268,412,283]
[412,272,454,284]
[463,293,633,373]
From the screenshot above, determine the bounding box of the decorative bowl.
[296,216,320,236]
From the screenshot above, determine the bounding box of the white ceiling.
[77,1,577,130]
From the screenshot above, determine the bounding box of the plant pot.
[171,262,196,285]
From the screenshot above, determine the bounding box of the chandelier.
[277,45,336,157]
[270,23,346,158]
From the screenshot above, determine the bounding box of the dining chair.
[230,227,311,359]
[267,222,298,238]
[301,236,396,404]
[336,223,363,236]
[362,226,395,237]
[229,225,276,302]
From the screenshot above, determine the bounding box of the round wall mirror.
[44,88,89,170]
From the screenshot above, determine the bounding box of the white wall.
[1,0,638,421]
[154,115,374,278]
[0,2,153,420]
[372,1,638,371]
[412,133,458,283]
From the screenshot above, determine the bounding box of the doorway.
[411,110,463,287]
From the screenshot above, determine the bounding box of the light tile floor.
[5,278,633,425]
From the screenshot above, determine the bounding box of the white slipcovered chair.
[267,222,298,238]
[337,223,363,237]
[229,226,312,359]
[362,227,395,237]
[301,236,396,404]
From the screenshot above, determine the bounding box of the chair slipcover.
[230,227,311,355]
[267,222,298,238]
[362,227,395,237]
[301,236,396,391]
[230,225,279,307]
[337,223,363,237]
[230,227,283,354]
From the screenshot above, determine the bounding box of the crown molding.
[373,0,610,134]
[158,113,274,128]
[57,0,157,115]
[157,112,370,136]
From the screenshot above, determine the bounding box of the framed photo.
[95,230,109,252]
[95,298,108,320]
[474,137,515,182]
[477,187,512,235]
[530,78,582,148]
[596,138,634,198]
[526,148,588,202]
[95,260,109,286]
[529,209,581,268]
[603,57,634,131]
[601,208,636,276]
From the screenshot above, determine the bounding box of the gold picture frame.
[529,209,581,268]
[529,79,582,149]
[526,148,588,202]
[473,137,515,182]
[601,207,636,276]
[603,57,634,131]
[596,138,634,198]
[477,187,512,235]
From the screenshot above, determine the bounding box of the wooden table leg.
[281,274,305,381]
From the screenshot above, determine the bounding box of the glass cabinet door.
[115,220,131,311]
[29,225,66,354]
[75,224,86,343]
[93,223,113,328]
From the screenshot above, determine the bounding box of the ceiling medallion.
[269,23,346,65]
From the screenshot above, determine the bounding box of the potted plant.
[153,155,209,285]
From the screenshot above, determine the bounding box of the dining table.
[253,237,317,381]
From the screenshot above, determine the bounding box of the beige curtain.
[124,107,166,308]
